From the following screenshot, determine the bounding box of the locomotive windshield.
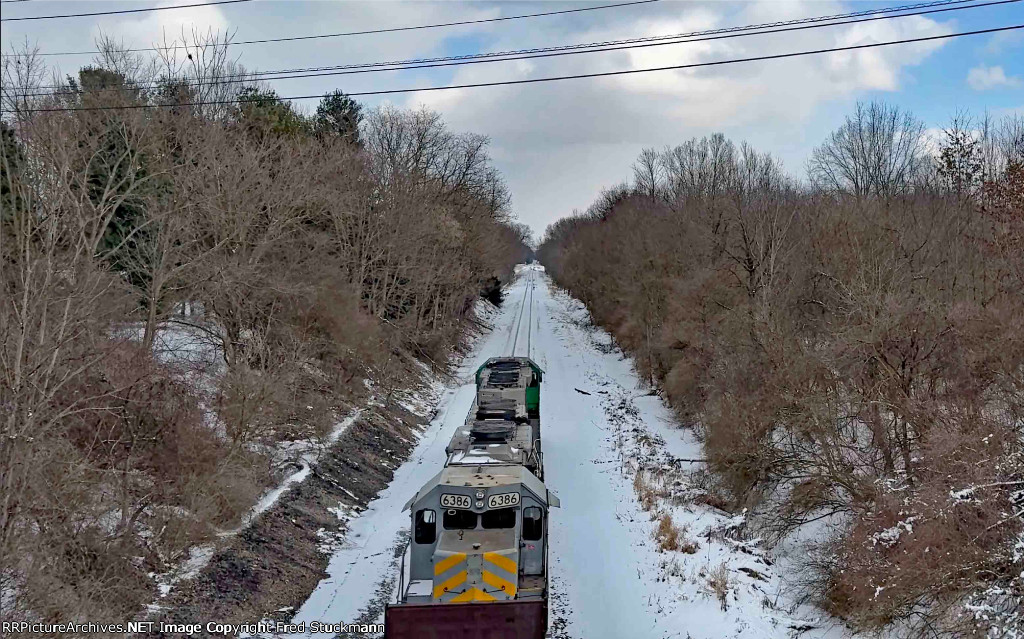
[481,508,516,529]
[442,509,478,530]
[441,507,518,530]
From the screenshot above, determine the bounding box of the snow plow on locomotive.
[385,357,558,639]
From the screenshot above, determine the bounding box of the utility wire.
[7,0,1010,96]
[3,0,660,52]
[225,0,989,78]
[5,24,1019,114]
[1,0,252,22]
[167,0,991,79]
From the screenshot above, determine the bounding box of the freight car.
[385,357,558,639]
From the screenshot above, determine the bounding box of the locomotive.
[385,357,559,639]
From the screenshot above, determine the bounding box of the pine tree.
[314,90,363,145]
[937,126,984,197]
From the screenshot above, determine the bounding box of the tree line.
[0,35,530,625]
[539,102,1023,637]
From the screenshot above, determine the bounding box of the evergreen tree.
[236,86,309,137]
[937,127,984,197]
[1,121,26,222]
[314,90,363,145]
[73,66,153,289]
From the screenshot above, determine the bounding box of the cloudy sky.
[2,0,1021,235]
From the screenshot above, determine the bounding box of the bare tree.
[661,133,736,203]
[1,103,148,622]
[539,119,1024,638]
[0,43,47,120]
[633,147,663,199]
[720,144,796,305]
[154,28,247,121]
[808,101,928,198]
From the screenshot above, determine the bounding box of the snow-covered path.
[282,265,844,639]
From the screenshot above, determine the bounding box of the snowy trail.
[282,265,843,639]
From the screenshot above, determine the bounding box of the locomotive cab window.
[443,509,478,530]
[481,507,516,529]
[414,509,436,544]
[523,507,543,540]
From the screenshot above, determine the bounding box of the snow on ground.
[147,544,218,614]
[278,265,850,638]
[115,308,379,605]
[232,409,367,534]
[146,408,369,611]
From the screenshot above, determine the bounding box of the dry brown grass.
[634,469,658,512]
[704,562,732,611]
[654,513,700,554]
[656,514,681,551]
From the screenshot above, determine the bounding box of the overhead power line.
[201,0,1024,79]
[0,0,252,22]
[3,0,661,53]
[7,0,1011,96]
[231,0,992,78]
[5,24,1020,114]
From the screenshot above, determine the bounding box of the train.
[385,356,559,639]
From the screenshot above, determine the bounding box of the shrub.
[705,562,732,611]
[656,514,681,552]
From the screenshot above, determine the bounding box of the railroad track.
[509,269,536,359]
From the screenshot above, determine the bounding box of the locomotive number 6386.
[440,493,471,509]
[487,492,521,508]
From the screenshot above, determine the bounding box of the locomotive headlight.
[475,490,485,500]
[475,500,484,508]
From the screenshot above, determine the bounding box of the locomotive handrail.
[396,543,407,604]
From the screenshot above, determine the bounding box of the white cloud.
[966,65,1022,91]
[983,30,1024,55]
[94,1,231,51]
[921,127,944,158]
[993,104,1024,118]
[408,0,954,232]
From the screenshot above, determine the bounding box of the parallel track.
[509,269,536,358]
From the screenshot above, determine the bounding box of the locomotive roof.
[402,464,560,511]
[445,419,536,461]
[474,357,544,385]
